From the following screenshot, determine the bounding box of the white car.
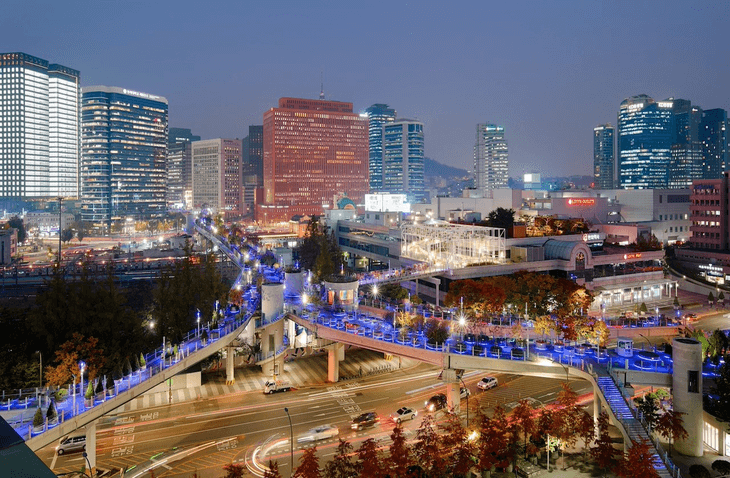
[297,424,339,444]
[392,406,418,424]
[477,376,498,390]
[460,387,471,399]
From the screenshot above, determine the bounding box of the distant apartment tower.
[617,95,674,189]
[241,125,263,215]
[0,52,80,198]
[474,123,509,196]
[593,124,614,189]
[258,97,368,223]
[382,119,425,202]
[701,108,728,180]
[688,175,728,251]
[364,104,396,192]
[81,86,168,225]
[192,138,243,218]
[167,127,200,209]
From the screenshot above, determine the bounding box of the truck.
[263,379,292,394]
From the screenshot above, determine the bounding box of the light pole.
[57,196,63,266]
[284,407,294,477]
[197,309,201,337]
[36,351,42,391]
[79,361,86,411]
[458,376,469,427]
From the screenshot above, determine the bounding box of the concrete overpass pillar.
[673,337,704,457]
[226,345,235,385]
[85,419,97,476]
[442,369,460,414]
[327,343,343,382]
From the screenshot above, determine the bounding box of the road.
[39,356,592,477]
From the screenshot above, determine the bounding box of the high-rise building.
[593,124,614,189]
[80,86,168,226]
[0,52,80,199]
[474,123,509,196]
[192,138,243,218]
[167,127,200,209]
[700,108,728,180]
[668,99,703,188]
[617,95,674,189]
[241,125,263,215]
[364,104,396,192]
[382,119,425,203]
[258,97,368,224]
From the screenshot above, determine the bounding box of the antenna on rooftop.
[319,71,325,100]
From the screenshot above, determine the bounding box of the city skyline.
[1,1,727,178]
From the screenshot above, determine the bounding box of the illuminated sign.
[627,103,644,111]
[122,89,161,101]
[567,198,595,206]
[657,101,673,109]
[699,264,723,273]
[623,253,642,260]
[582,233,602,242]
[365,194,410,213]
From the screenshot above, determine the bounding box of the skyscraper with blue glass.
[382,119,425,203]
[364,104,396,192]
[617,95,674,189]
[593,124,614,189]
[81,86,168,226]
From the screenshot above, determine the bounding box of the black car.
[425,393,447,412]
[351,412,379,430]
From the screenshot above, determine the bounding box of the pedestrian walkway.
[115,349,410,413]
[596,374,674,478]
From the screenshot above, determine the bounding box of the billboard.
[365,194,410,213]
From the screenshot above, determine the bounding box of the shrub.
[33,407,44,427]
[139,353,146,368]
[54,388,68,402]
[85,382,94,400]
[123,357,132,376]
[46,400,57,420]
[425,318,449,344]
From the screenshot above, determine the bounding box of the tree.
[73,220,88,243]
[313,237,335,281]
[613,439,660,478]
[44,333,104,387]
[708,292,715,305]
[388,424,412,477]
[654,409,688,456]
[355,438,385,478]
[222,463,246,478]
[511,399,535,456]
[33,407,44,428]
[293,446,321,478]
[264,460,282,478]
[6,216,26,243]
[634,233,662,251]
[61,227,74,244]
[634,393,660,430]
[413,414,447,477]
[441,412,476,477]
[486,207,515,232]
[590,412,619,477]
[323,438,356,478]
[476,406,511,475]
[424,317,449,345]
[46,400,57,422]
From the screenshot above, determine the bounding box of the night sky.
[2,0,728,178]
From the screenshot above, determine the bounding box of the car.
[56,432,86,455]
[460,387,471,399]
[351,412,379,430]
[425,393,447,412]
[477,376,498,390]
[297,424,339,444]
[392,406,417,424]
[683,313,697,321]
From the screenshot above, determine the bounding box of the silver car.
[391,406,417,424]
[297,424,339,444]
[56,433,86,455]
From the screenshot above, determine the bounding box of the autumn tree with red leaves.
[45,332,104,387]
[388,424,412,477]
[654,409,688,457]
[614,439,660,478]
[264,460,282,478]
[355,438,385,478]
[323,438,356,478]
[591,412,620,477]
[293,446,321,478]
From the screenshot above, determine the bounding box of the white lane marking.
[50,453,58,470]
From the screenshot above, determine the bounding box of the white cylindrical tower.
[672,337,703,456]
[262,282,284,322]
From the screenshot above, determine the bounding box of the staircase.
[596,375,675,478]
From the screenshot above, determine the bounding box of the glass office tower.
[382,119,425,203]
[617,95,674,189]
[364,104,396,192]
[167,127,200,209]
[701,108,728,180]
[474,123,509,196]
[81,86,168,226]
[593,124,614,189]
[0,52,80,198]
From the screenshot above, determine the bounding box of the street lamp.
[197,309,201,337]
[284,407,294,477]
[79,361,86,411]
[458,376,469,427]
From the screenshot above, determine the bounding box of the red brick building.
[256,98,368,224]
